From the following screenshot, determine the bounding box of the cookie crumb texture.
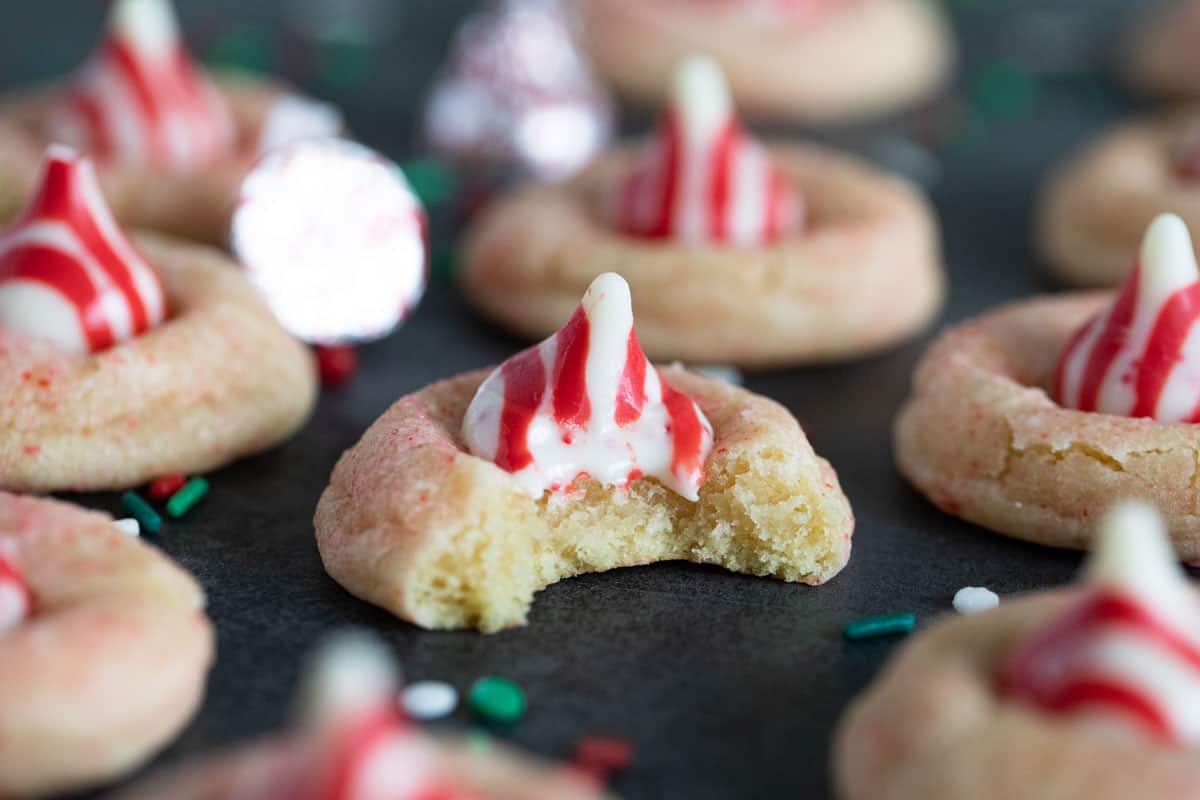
[315,367,853,632]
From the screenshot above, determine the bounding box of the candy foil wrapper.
[423,0,614,182]
[231,139,427,344]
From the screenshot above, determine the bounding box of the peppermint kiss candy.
[231,140,427,344]
[463,272,714,501]
[1055,214,1200,422]
[1003,503,1200,744]
[611,56,801,246]
[0,146,166,354]
[295,633,453,800]
[50,0,234,171]
[424,0,614,180]
[0,549,31,637]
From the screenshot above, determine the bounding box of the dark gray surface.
[0,1,1175,798]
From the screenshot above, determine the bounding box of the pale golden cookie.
[0,76,297,246]
[895,292,1200,556]
[580,0,954,124]
[0,491,213,799]
[1037,112,1200,287]
[0,232,317,492]
[315,366,853,633]
[461,144,944,367]
[833,591,1200,800]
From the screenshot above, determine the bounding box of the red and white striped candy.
[291,633,471,800]
[0,146,166,354]
[0,548,31,636]
[1055,214,1200,422]
[1003,503,1200,744]
[50,0,234,172]
[610,56,801,246]
[463,272,714,501]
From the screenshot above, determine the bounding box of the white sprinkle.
[691,364,744,386]
[953,586,999,615]
[113,517,140,537]
[402,680,458,721]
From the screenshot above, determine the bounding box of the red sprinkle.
[316,345,358,387]
[574,736,634,776]
[149,473,187,500]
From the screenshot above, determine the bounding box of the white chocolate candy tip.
[296,631,400,729]
[1139,213,1199,297]
[673,54,733,136]
[1085,502,1188,596]
[108,0,180,55]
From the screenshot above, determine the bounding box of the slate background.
[0,1,1172,798]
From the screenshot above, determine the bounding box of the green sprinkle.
[121,491,162,534]
[842,613,916,641]
[431,247,458,281]
[469,676,526,725]
[402,157,458,207]
[166,477,209,519]
[970,61,1038,121]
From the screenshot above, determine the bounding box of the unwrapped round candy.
[423,0,613,181]
[231,140,427,344]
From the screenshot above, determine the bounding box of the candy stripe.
[1075,272,1139,413]
[0,552,32,635]
[321,708,402,800]
[610,64,797,246]
[1005,591,1200,743]
[552,307,592,434]
[464,273,713,500]
[1132,283,1200,418]
[1056,217,1200,423]
[0,148,166,353]
[55,6,232,172]
[0,246,115,350]
[1034,679,1173,741]
[615,331,647,426]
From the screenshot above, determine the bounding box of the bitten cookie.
[0,0,344,246]
[317,273,853,632]
[897,214,1200,555]
[0,148,316,492]
[0,491,213,798]
[835,503,1200,800]
[580,0,954,124]
[462,57,943,367]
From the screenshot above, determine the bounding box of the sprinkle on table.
[953,586,1000,615]
[112,517,140,537]
[121,491,161,534]
[573,735,634,784]
[468,676,526,725]
[148,473,187,500]
[315,344,358,387]
[166,477,210,519]
[401,680,458,721]
[842,613,916,641]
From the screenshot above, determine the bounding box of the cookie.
[580,0,954,124]
[834,503,1200,800]
[0,0,343,246]
[316,273,853,632]
[1037,110,1200,287]
[897,215,1200,554]
[0,149,315,492]
[461,58,943,367]
[0,491,213,798]
[111,632,610,800]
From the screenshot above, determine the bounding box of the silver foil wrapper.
[423,0,614,181]
[231,139,427,344]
